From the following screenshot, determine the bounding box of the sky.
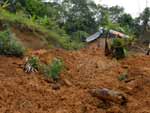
[94,0,150,18]
[44,0,150,18]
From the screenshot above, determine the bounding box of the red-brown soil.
[0,43,150,113]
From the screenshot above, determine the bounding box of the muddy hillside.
[0,42,149,113]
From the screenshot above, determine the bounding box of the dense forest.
[0,0,150,49]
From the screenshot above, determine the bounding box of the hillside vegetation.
[0,8,84,50]
[0,0,149,50]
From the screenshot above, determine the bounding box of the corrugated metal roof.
[86,32,101,42]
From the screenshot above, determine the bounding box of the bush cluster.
[27,56,39,70]
[28,56,63,81]
[111,38,127,59]
[40,58,63,81]
[0,29,25,57]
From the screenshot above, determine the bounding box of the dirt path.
[0,44,150,113]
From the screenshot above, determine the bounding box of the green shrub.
[112,38,125,47]
[50,58,63,81]
[39,58,63,81]
[72,31,89,42]
[111,38,127,59]
[0,30,25,57]
[57,37,85,50]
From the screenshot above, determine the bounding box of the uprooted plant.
[24,56,40,73]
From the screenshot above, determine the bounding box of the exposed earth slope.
[0,43,150,113]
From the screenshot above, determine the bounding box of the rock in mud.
[90,88,127,105]
[52,83,60,90]
[106,106,122,113]
[63,79,72,87]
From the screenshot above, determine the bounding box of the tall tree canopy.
[1,0,149,40]
[61,0,98,35]
[139,7,150,32]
